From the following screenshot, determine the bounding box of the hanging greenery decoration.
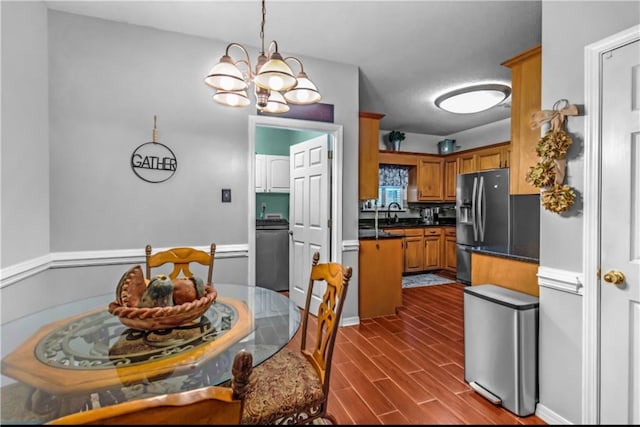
[541,184,576,213]
[527,99,579,214]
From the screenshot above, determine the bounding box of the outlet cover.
[222,189,231,203]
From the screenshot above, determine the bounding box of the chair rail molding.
[537,265,584,295]
[0,244,249,288]
[342,239,359,252]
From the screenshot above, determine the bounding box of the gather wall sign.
[131,116,177,183]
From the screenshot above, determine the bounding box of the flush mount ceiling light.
[435,84,511,114]
[204,0,321,114]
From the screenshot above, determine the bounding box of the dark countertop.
[359,219,456,230]
[470,244,540,264]
[358,230,405,240]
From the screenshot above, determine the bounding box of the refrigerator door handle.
[472,176,478,241]
[478,176,485,241]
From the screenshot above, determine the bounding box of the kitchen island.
[469,244,540,297]
[358,231,404,319]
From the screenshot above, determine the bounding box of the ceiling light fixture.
[204,0,321,114]
[435,84,511,114]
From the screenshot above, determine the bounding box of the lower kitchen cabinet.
[423,228,442,270]
[358,237,403,318]
[443,227,457,273]
[403,229,424,273]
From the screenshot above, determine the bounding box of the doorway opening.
[247,115,343,311]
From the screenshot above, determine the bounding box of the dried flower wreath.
[527,99,579,214]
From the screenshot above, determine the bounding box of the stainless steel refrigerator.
[456,168,510,284]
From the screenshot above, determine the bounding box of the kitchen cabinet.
[409,155,444,201]
[471,252,539,297]
[255,154,289,193]
[358,237,403,318]
[457,152,477,174]
[255,154,266,193]
[423,228,442,270]
[475,143,510,170]
[502,45,541,195]
[359,112,385,200]
[378,151,417,166]
[443,156,457,201]
[403,228,424,273]
[443,227,457,273]
[455,142,510,174]
[381,226,453,273]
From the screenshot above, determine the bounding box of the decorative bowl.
[108,284,217,331]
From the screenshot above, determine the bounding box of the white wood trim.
[340,315,360,327]
[537,266,584,295]
[583,24,640,425]
[0,244,248,289]
[0,254,52,287]
[247,115,344,287]
[535,403,574,425]
[342,239,360,252]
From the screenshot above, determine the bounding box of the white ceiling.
[44,0,542,136]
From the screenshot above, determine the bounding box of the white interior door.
[289,135,330,312]
[600,38,640,424]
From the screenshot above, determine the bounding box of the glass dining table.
[0,283,300,424]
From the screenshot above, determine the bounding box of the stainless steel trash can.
[463,284,539,417]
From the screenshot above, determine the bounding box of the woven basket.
[108,285,217,331]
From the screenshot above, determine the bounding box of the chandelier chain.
[260,0,266,54]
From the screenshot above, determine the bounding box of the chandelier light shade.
[204,0,321,112]
[284,70,321,104]
[435,83,511,114]
[212,90,251,108]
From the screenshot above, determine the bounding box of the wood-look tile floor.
[286,282,547,425]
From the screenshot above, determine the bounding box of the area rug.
[402,273,456,288]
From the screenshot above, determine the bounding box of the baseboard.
[535,402,574,425]
[340,315,360,327]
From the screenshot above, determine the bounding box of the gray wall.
[379,118,510,154]
[538,1,639,423]
[1,1,50,267]
[1,4,360,323]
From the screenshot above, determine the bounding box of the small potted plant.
[388,130,405,151]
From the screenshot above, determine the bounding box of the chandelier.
[204,0,321,114]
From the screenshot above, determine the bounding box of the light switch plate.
[222,188,231,203]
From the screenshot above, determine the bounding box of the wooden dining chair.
[240,252,352,425]
[46,350,253,425]
[145,243,216,284]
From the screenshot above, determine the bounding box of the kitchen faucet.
[386,202,401,224]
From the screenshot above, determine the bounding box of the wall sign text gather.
[131,141,177,183]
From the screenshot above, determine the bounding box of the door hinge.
[328,150,333,160]
[327,219,332,229]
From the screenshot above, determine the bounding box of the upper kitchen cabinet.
[502,45,541,195]
[456,142,510,174]
[256,154,289,193]
[475,143,510,170]
[443,156,458,201]
[359,112,385,200]
[409,155,444,201]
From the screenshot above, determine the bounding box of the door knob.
[603,270,625,285]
